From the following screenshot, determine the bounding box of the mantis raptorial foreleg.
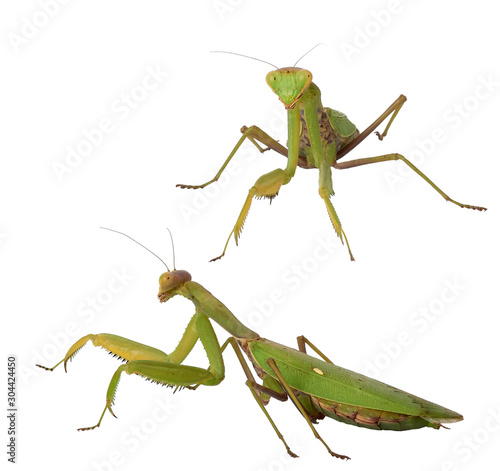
[237,99,486,212]
[37,312,226,430]
[318,155,355,260]
[78,360,212,431]
[233,96,408,169]
[178,96,409,262]
[210,167,290,262]
[35,333,172,372]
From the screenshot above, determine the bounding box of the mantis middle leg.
[220,337,299,457]
[266,358,350,460]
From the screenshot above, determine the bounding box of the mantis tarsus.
[177,54,486,261]
[37,229,463,460]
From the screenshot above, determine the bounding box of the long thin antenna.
[293,43,322,67]
[100,227,170,271]
[210,50,279,70]
[166,228,176,270]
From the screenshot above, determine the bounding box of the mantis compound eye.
[158,270,192,302]
[295,69,312,92]
[265,70,279,89]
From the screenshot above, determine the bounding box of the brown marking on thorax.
[299,107,337,148]
[237,339,267,381]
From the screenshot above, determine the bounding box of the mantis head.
[210,49,318,110]
[266,67,313,110]
[100,227,191,304]
[158,270,192,303]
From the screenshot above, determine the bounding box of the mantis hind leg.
[296,336,335,365]
[333,153,486,211]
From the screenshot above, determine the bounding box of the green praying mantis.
[177,51,486,261]
[37,229,463,460]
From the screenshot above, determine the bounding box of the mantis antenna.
[293,43,323,67]
[210,50,279,70]
[165,228,176,270]
[100,227,171,271]
[211,45,322,70]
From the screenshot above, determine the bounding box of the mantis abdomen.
[313,398,442,431]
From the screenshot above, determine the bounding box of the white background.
[1,1,499,470]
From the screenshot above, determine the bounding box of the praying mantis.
[177,51,486,261]
[37,229,463,460]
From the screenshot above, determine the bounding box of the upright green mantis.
[177,52,486,261]
[37,229,463,460]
